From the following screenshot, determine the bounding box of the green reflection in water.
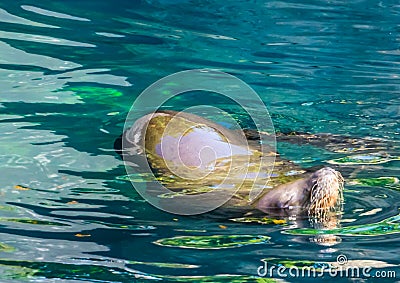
[0,259,276,282]
[230,217,287,225]
[154,235,271,249]
[65,86,126,109]
[89,220,156,230]
[348,177,399,190]
[0,218,68,226]
[0,259,150,281]
[0,205,16,212]
[128,260,199,269]
[0,264,38,280]
[68,86,123,98]
[328,153,399,165]
[285,214,400,236]
[0,242,15,252]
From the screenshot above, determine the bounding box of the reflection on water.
[0,0,399,281]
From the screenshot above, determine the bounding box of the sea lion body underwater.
[117,110,344,219]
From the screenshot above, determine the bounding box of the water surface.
[0,0,399,281]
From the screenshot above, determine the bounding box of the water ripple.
[0,41,80,70]
[0,8,58,28]
[21,5,90,22]
[0,0,399,280]
[0,30,95,47]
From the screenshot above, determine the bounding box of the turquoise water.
[0,0,399,282]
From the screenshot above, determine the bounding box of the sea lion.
[117,110,344,221]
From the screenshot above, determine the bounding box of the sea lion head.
[307,167,344,219]
[256,167,344,218]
